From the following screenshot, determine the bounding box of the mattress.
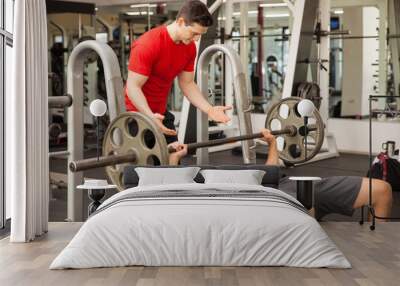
[50,183,351,269]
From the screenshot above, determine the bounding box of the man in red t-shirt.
[125,0,231,148]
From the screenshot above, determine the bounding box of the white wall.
[341,7,363,116]
[362,7,380,114]
[328,118,400,154]
[341,6,379,117]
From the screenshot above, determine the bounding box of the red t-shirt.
[125,26,197,114]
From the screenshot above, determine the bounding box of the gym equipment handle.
[48,94,73,108]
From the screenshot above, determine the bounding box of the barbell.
[70,124,317,171]
[69,97,325,191]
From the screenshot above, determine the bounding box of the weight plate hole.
[288,144,302,158]
[308,117,316,124]
[142,129,156,149]
[270,118,282,131]
[111,127,123,147]
[298,126,310,136]
[276,136,285,151]
[147,155,161,165]
[303,136,315,147]
[294,103,302,118]
[126,118,139,137]
[279,104,290,119]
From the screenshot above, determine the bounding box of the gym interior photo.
[1,0,400,285]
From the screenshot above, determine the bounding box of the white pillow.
[135,167,201,186]
[200,169,266,185]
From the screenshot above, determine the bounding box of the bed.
[50,165,351,269]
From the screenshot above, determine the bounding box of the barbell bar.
[70,153,137,172]
[176,125,300,152]
[70,124,317,172]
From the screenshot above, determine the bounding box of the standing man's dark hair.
[177,0,214,27]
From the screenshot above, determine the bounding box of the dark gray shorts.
[279,176,363,220]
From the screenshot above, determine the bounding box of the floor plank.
[0,222,399,286]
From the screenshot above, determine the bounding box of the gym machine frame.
[196,44,256,165]
[360,95,400,230]
[65,40,125,222]
[282,0,340,165]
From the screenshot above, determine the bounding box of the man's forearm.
[266,142,279,166]
[127,85,154,118]
[169,156,179,165]
[181,82,212,114]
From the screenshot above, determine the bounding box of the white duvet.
[50,183,351,269]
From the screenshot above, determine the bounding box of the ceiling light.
[259,3,288,8]
[140,11,154,15]
[265,13,290,18]
[130,4,157,8]
[126,11,154,16]
[232,11,290,18]
[233,10,258,16]
[333,9,344,14]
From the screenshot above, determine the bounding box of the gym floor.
[49,148,400,223]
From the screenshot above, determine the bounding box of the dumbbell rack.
[360,94,400,230]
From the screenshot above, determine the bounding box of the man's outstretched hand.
[152,113,177,136]
[207,106,232,123]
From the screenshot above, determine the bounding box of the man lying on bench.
[168,129,392,221]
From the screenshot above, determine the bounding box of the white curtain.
[7,0,49,242]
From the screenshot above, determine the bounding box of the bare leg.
[353,178,392,221]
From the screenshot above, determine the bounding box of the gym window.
[1,0,14,231]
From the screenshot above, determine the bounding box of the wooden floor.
[1,222,400,286]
